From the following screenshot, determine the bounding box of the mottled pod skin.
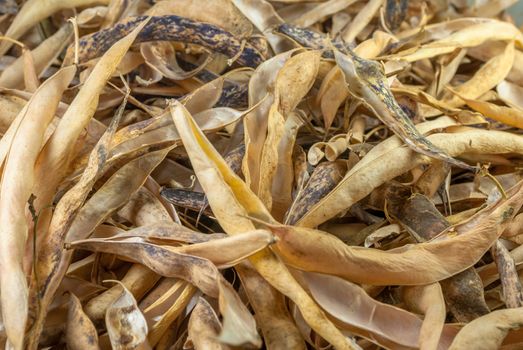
[275,23,475,171]
[385,0,409,31]
[71,15,265,67]
[275,23,348,58]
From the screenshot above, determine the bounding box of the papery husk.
[335,50,474,171]
[298,120,523,228]
[106,282,150,350]
[66,293,99,350]
[0,0,109,56]
[186,297,231,350]
[270,180,523,285]
[449,308,523,350]
[33,19,149,219]
[0,66,76,350]
[303,272,456,349]
[170,100,355,349]
[0,24,73,89]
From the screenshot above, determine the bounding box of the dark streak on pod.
[160,188,210,213]
[145,83,247,109]
[161,143,246,212]
[222,143,245,175]
[274,23,349,59]
[285,161,347,225]
[385,0,409,31]
[0,0,17,15]
[216,82,248,108]
[73,15,265,67]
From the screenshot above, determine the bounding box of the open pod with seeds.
[1,1,523,349]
